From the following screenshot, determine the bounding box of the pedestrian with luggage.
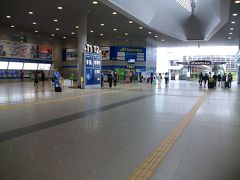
[53,69,62,92]
[203,73,209,87]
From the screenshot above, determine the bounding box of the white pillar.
[77,11,87,87]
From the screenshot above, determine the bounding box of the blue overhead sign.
[110,46,146,61]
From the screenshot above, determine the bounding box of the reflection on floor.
[0,80,239,180]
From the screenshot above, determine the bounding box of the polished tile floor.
[0,80,239,180]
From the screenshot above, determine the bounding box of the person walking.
[199,72,203,86]
[203,73,209,87]
[33,71,39,86]
[217,74,221,86]
[20,70,24,82]
[150,72,154,84]
[41,71,45,86]
[228,73,233,88]
[212,73,217,87]
[158,73,162,85]
[164,73,169,85]
[221,73,226,88]
[107,72,113,88]
[101,73,104,87]
[113,72,118,86]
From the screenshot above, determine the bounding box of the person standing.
[221,73,226,88]
[41,71,45,86]
[101,73,104,87]
[113,72,118,86]
[164,73,169,85]
[212,73,217,87]
[199,72,203,86]
[158,73,162,85]
[228,73,233,88]
[217,74,221,86]
[20,70,24,82]
[107,72,113,88]
[33,71,39,86]
[150,72,154,84]
[203,73,209,87]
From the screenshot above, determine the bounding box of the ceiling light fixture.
[235,0,240,3]
[231,21,236,24]
[58,6,63,10]
[100,23,104,26]
[233,13,238,16]
[28,11,34,15]
[113,28,117,31]
[154,35,158,38]
[228,37,232,39]
[56,28,59,31]
[148,32,152,34]
[76,26,79,29]
[6,15,11,19]
[100,33,103,36]
[33,22,37,25]
[125,33,128,36]
[90,30,94,33]
[139,27,143,29]
[35,30,38,33]
[63,36,66,39]
[129,21,133,24]
[230,27,234,30]
[161,39,165,41]
[229,32,233,35]
[10,25,15,28]
[54,19,58,22]
[51,34,55,37]
[92,1,98,4]
[112,12,117,15]
[71,32,75,35]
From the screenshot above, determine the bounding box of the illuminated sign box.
[0,61,9,69]
[23,63,38,70]
[8,62,23,70]
[190,61,212,65]
[38,64,51,70]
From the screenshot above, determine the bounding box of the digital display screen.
[8,62,23,70]
[38,63,51,70]
[0,61,9,69]
[23,63,38,70]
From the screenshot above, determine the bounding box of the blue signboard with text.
[110,46,146,61]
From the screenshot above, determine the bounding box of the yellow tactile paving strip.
[127,92,208,180]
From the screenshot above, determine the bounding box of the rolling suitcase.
[55,86,62,92]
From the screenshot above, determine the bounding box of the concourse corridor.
[0,81,239,180]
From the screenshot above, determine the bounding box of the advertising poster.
[0,40,52,61]
[66,49,78,61]
[38,45,53,60]
[100,47,110,60]
[85,68,95,85]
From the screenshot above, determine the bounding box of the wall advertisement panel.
[0,40,53,61]
[100,47,110,60]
